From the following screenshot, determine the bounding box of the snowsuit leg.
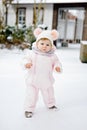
[24,84,39,112]
[41,86,56,108]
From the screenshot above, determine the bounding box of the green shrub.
[0,25,36,49]
[25,26,36,49]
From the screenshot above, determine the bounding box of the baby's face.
[36,39,52,53]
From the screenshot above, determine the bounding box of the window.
[18,8,26,25]
[59,9,66,19]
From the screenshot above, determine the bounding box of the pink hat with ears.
[33,28,59,46]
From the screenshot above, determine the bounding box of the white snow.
[0,44,87,130]
[81,41,87,45]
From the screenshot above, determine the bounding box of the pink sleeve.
[52,54,62,72]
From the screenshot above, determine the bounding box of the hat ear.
[51,29,59,41]
[34,28,43,38]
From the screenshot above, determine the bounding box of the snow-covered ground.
[0,44,87,130]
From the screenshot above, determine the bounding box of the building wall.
[8,5,16,26]
[5,2,87,42]
[26,5,33,26]
[7,3,53,29]
[44,4,53,29]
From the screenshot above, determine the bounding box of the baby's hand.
[25,63,32,69]
[55,67,61,72]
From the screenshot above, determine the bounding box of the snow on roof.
[12,0,87,4]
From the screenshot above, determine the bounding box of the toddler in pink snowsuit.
[24,28,62,118]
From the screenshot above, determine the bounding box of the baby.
[23,28,62,118]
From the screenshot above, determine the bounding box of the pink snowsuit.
[24,47,62,112]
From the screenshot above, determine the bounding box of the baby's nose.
[43,44,46,48]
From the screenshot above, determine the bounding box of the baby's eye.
[46,44,50,46]
[41,43,44,45]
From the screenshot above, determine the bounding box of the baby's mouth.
[42,48,46,50]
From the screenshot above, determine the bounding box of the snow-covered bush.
[25,25,36,49]
[0,25,36,49]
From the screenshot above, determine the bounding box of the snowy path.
[0,44,87,130]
